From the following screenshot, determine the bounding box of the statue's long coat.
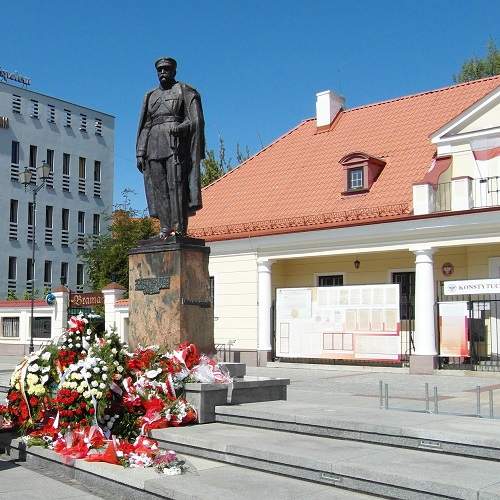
[136,82,205,216]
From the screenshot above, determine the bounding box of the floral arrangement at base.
[0,313,231,471]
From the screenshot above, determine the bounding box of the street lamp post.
[19,161,51,353]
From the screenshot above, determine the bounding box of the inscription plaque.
[135,277,170,295]
[182,298,211,308]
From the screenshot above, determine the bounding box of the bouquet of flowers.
[0,313,231,472]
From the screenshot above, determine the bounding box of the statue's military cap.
[155,57,177,70]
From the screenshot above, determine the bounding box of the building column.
[410,248,438,374]
[102,282,127,337]
[257,259,275,366]
[52,285,70,338]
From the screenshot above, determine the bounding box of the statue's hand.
[137,157,145,173]
[171,124,188,138]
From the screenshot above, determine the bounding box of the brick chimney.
[316,90,345,130]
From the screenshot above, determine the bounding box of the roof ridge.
[344,75,500,114]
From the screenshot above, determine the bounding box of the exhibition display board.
[276,284,401,361]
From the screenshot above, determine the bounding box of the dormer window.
[341,152,386,194]
[349,167,364,190]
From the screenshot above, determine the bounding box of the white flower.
[117,366,124,373]
[41,351,51,362]
[91,380,98,388]
[102,366,108,372]
[111,348,117,354]
[83,391,91,399]
[34,384,46,396]
[91,388,98,396]
[145,369,161,379]
[28,363,40,373]
[102,374,108,381]
[96,391,103,399]
[99,383,106,390]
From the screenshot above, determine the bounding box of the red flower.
[29,397,38,406]
[8,391,19,402]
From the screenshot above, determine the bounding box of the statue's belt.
[150,116,182,126]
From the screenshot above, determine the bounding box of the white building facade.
[0,79,114,300]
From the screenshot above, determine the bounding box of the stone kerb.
[184,377,290,423]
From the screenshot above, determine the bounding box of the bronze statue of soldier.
[137,57,205,237]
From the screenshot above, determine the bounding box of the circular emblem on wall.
[442,262,454,276]
[45,293,56,306]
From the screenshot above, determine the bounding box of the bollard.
[477,386,481,417]
[489,390,494,419]
[434,386,439,414]
[425,383,430,413]
[385,383,389,410]
[379,380,383,409]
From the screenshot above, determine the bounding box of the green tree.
[79,190,156,293]
[454,37,500,83]
[201,136,250,187]
[5,289,18,301]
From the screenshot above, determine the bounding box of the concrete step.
[213,399,500,461]
[152,421,500,499]
[0,433,373,499]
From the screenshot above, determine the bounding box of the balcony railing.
[415,176,500,215]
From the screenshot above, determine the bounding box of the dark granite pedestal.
[128,235,215,354]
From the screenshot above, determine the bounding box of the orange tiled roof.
[0,300,47,308]
[188,76,500,241]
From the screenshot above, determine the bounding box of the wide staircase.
[3,380,500,499]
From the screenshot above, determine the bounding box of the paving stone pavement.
[3,354,500,498]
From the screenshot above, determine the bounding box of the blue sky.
[1,0,499,212]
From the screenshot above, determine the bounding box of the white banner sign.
[443,278,500,296]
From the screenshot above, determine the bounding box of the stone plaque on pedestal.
[128,235,214,354]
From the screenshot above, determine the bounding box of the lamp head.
[19,167,33,186]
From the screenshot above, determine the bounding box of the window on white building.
[63,109,72,127]
[77,264,84,292]
[93,214,100,235]
[9,199,18,240]
[47,104,55,123]
[62,153,70,191]
[60,262,69,285]
[80,114,87,132]
[95,118,102,136]
[8,256,17,289]
[30,100,39,118]
[2,317,19,338]
[12,95,21,114]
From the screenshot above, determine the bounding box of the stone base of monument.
[128,234,215,354]
[184,376,290,424]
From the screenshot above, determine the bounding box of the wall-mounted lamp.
[354,259,360,269]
